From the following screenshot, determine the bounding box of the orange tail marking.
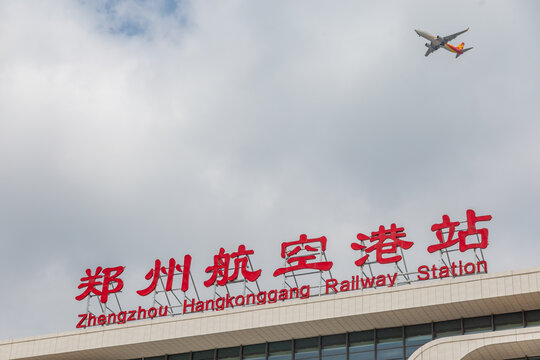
[457,42,465,50]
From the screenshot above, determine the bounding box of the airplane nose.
[415,29,421,35]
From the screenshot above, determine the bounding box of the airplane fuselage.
[442,43,464,54]
[415,29,443,49]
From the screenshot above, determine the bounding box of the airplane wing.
[443,28,469,42]
[425,47,435,57]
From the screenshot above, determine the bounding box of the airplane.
[415,28,473,58]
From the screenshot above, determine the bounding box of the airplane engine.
[425,43,430,47]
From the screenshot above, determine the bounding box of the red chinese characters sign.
[137,255,192,296]
[76,266,124,303]
[273,234,333,277]
[75,209,492,329]
[428,210,492,253]
[351,224,413,266]
[204,245,261,287]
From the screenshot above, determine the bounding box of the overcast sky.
[1,0,539,340]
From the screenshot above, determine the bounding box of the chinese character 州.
[428,209,492,253]
[204,245,261,287]
[75,266,124,303]
[137,255,192,296]
[273,234,333,277]
[351,224,413,266]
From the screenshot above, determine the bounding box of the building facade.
[2,267,540,360]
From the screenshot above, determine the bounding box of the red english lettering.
[235,295,245,306]
[464,262,475,274]
[76,314,87,329]
[431,265,438,279]
[417,265,429,281]
[159,306,168,316]
[183,299,195,314]
[225,294,234,308]
[477,261,487,273]
[360,277,375,288]
[300,285,310,299]
[268,290,278,303]
[326,279,338,294]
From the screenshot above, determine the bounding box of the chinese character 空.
[351,224,413,266]
[428,209,492,253]
[75,266,124,303]
[273,234,333,277]
[204,245,261,287]
[137,255,192,296]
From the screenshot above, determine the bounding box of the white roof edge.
[2,266,540,360]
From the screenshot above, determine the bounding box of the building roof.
[2,267,540,360]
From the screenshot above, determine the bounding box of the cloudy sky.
[1,0,539,339]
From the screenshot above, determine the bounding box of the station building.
[2,267,540,360]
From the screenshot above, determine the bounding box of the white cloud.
[0,0,539,338]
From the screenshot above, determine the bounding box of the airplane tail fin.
[457,42,465,50]
[456,47,473,58]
